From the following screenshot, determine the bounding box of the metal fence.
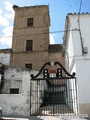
[30,62,78,116]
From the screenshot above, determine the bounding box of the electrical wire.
[78,0,82,14]
[0,29,79,39]
[10,49,90,59]
[77,0,84,55]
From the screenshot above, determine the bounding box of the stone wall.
[11,5,50,70]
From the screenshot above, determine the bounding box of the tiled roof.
[67,12,90,15]
[0,49,11,53]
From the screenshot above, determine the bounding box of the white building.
[0,49,11,65]
[63,13,90,117]
[0,65,46,116]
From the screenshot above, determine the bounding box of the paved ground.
[0,116,89,120]
[0,104,89,120]
[33,104,73,116]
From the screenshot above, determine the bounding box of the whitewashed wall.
[68,14,90,56]
[3,66,22,94]
[0,65,44,116]
[70,63,78,114]
[75,60,90,102]
[64,23,74,72]
[0,94,30,116]
[65,14,90,71]
[0,66,31,116]
[0,53,10,65]
[75,60,90,116]
[64,14,90,117]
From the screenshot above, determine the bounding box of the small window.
[27,18,33,26]
[26,40,33,51]
[10,88,19,94]
[25,64,32,70]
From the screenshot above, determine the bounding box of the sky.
[0,0,90,49]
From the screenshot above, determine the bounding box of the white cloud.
[4,1,15,20]
[0,1,14,27]
[0,9,2,14]
[49,34,55,44]
[4,1,13,11]
[5,13,14,19]
[3,26,13,36]
[0,1,15,48]
[0,26,13,47]
[0,15,9,26]
[0,7,9,26]
[0,36,12,48]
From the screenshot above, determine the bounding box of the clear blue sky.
[0,0,90,49]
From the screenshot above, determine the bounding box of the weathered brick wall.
[11,51,49,70]
[48,45,65,70]
[11,5,65,71]
[12,5,50,52]
[49,52,64,66]
[11,5,50,70]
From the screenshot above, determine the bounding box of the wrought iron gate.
[30,62,78,116]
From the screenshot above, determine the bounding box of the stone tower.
[11,5,50,70]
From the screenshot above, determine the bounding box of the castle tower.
[11,5,50,70]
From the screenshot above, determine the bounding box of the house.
[0,5,64,70]
[10,5,64,70]
[63,13,90,117]
[0,64,45,116]
[0,5,65,116]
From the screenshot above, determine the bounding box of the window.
[10,88,19,94]
[27,18,33,26]
[25,64,32,70]
[26,40,33,51]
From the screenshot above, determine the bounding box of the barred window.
[10,88,19,94]
[25,64,32,70]
[27,18,33,26]
[26,40,33,51]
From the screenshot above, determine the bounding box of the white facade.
[0,65,45,116]
[64,13,90,117]
[0,49,11,65]
[0,66,30,116]
[0,53,10,65]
